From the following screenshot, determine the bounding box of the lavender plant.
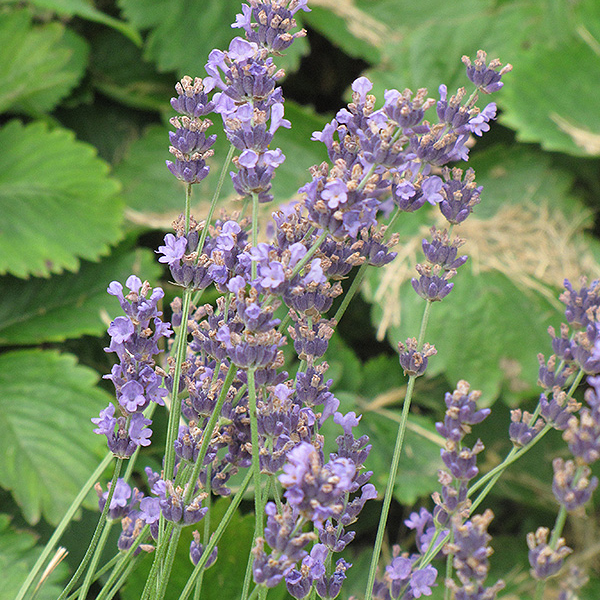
[14,2,600,600]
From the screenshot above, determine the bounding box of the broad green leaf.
[501,38,600,156]
[302,4,382,63]
[0,8,89,115]
[0,120,123,278]
[0,247,162,345]
[117,0,308,77]
[121,498,255,600]
[365,146,600,404]
[3,0,142,44]
[89,29,174,113]
[0,514,67,600]
[0,350,112,524]
[114,101,326,224]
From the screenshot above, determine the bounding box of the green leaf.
[117,0,242,75]
[0,350,112,525]
[320,392,443,504]
[0,120,123,278]
[0,514,67,600]
[4,0,142,45]
[501,38,600,156]
[0,247,162,345]
[0,8,89,115]
[365,145,600,403]
[89,29,174,113]
[114,101,325,224]
[121,498,255,600]
[302,4,382,63]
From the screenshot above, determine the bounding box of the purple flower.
[128,413,153,447]
[322,179,348,209]
[462,50,512,94]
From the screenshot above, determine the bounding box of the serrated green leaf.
[3,0,142,45]
[0,120,123,278]
[365,145,600,403]
[0,8,89,115]
[0,514,67,600]
[121,498,255,600]
[0,247,161,345]
[501,38,600,156]
[0,350,112,524]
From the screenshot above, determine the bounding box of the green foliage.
[0,514,67,600]
[0,120,123,278]
[0,0,599,597]
[0,9,89,115]
[0,350,112,525]
[0,247,161,345]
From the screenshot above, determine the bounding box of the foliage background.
[1,0,600,598]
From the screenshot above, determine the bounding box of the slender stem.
[178,469,253,600]
[290,230,329,279]
[101,556,140,600]
[197,143,237,254]
[184,183,192,233]
[141,521,176,600]
[247,368,264,538]
[16,452,115,600]
[163,287,193,482]
[333,262,369,324]
[364,300,433,600]
[95,524,151,600]
[154,526,183,600]
[183,364,237,505]
[252,193,259,280]
[57,459,124,600]
[77,520,114,599]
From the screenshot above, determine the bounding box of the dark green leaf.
[0,514,67,600]
[89,29,174,113]
[0,350,112,524]
[0,247,162,345]
[121,498,255,599]
[0,120,123,278]
[9,0,142,45]
[0,8,89,115]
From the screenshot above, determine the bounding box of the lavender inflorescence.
[85,2,531,598]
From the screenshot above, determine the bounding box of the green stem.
[179,469,253,600]
[16,452,115,600]
[332,262,369,324]
[364,301,433,600]
[141,521,176,600]
[102,556,140,600]
[95,524,151,600]
[77,519,114,599]
[197,144,237,254]
[57,458,124,600]
[163,287,193,482]
[183,365,237,505]
[247,368,264,539]
[154,526,183,600]
[252,193,259,280]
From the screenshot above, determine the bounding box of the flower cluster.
[89,2,516,598]
[92,276,172,457]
